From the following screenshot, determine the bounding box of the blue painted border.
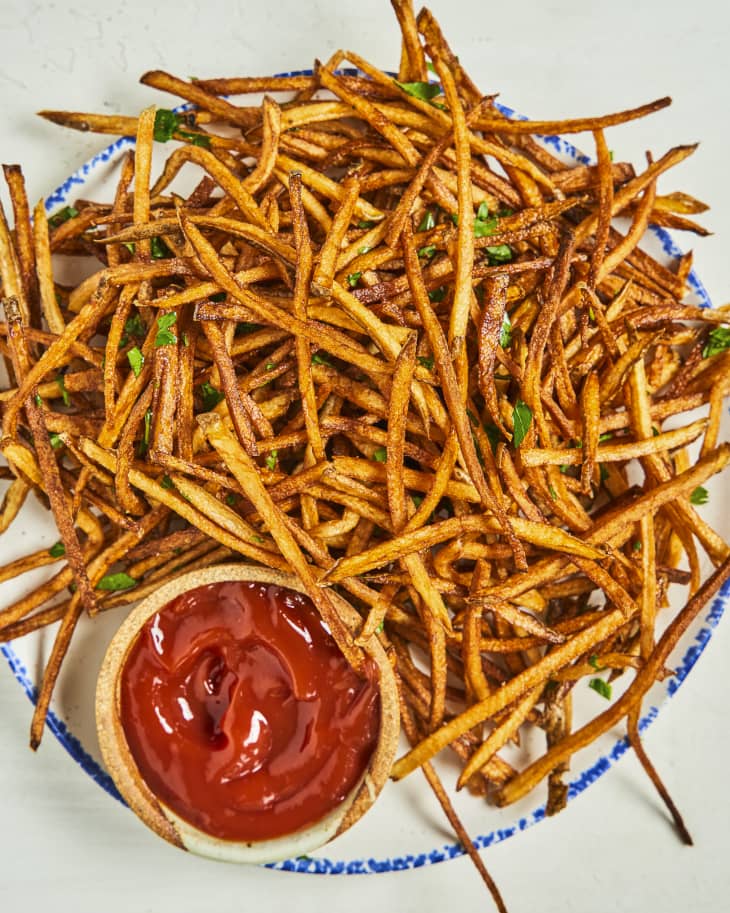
[1,74,722,873]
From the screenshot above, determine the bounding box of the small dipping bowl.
[96,564,399,863]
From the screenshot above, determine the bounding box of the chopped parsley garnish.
[418,244,437,259]
[127,346,144,378]
[265,450,278,471]
[48,542,66,559]
[690,486,709,505]
[225,493,237,507]
[473,202,498,238]
[160,475,174,490]
[150,236,172,259]
[417,210,435,232]
[511,400,533,449]
[56,374,70,406]
[154,311,177,347]
[500,311,512,348]
[347,271,362,288]
[393,79,442,102]
[417,355,434,370]
[311,351,332,366]
[237,322,259,334]
[376,621,385,634]
[120,313,146,346]
[632,540,642,552]
[48,205,79,229]
[211,292,227,303]
[548,485,558,501]
[702,327,730,358]
[153,109,180,142]
[199,381,225,411]
[373,446,387,462]
[589,677,612,700]
[251,535,264,544]
[97,572,137,592]
[428,286,446,302]
[138,408,153,456]
[484,423,501,455]
[486,244,512,264]
[411,494,424,508]
[357,220,376,229]
[34,394,43,407]
[588,655,602,671]
[49,433,63,449]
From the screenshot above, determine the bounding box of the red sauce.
[120,580,380,842]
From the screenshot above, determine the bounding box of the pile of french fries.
[2,1,730,906]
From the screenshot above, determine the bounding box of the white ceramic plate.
[1,75,728,875]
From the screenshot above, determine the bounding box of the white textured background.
[1,1,729,910]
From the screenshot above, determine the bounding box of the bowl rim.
[95,563,400,864]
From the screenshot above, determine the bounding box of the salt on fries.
[1,1,729,908]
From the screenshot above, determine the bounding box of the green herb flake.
[632,540,642,552]
[265,362,275,371]
[690,486,709,506]
[155,311,178,348]
[598,432,613,443]
[427,61,437,74]
[150,236,172,259]
[48,542,66,559]
[160,475,174,490]
[178,129,211,148]
[182,332,189,347]
[123,314,146,340]
[138,408,153,456]
[34,394,43,407]
[417,355,434,370]
[428,286,446,302]
[122,241,136,255]
[393,79,441,102]
[347,271,362,288]
[225,493,237,507]
[251,535,264,544]
[418,244,437,259]
[411,494,424,508]
[417,210,436,232]
[376,621,385,634]
[599,464,610,483]
[97,572,138,592]
[548,485,558,501]
[588,654,602,671]
[127,346,144,378]
[357,220,375,229]
[211,292,227,303]
[373,446,387,463]
[589,677,612,700]
[48,205,79,228]
[153,108,181,142]
[56,374,70,406]
[311,351,332,366]
[486,244,512,264]
[500,311,512,348]
[484,423,501,455]
[511,400,533,449]
[473,202,498,238]
[199,381,225,412]
[237,321,259,334]
[357,245,371,255]
[265,450,278,471]
[703,327,730,358]
[49,433,63,449]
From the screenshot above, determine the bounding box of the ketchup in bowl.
[118,580,381,843]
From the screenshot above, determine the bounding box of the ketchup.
[120,580,380,842]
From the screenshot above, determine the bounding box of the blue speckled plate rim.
[1,68,724,875]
